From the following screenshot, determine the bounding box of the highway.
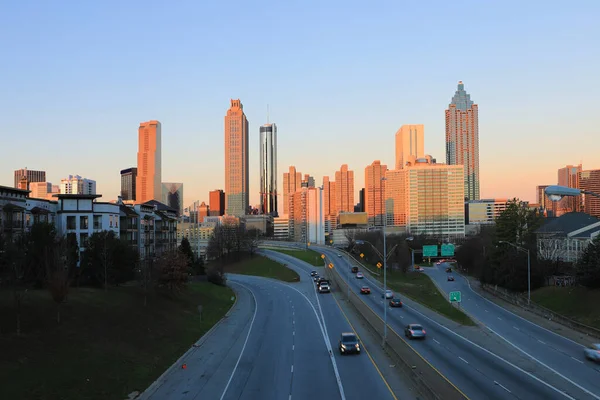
[306,245,598,400]
[424,262,600,398]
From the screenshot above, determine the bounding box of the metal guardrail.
[324,257,468,400]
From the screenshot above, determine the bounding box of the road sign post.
[449,291,462,303]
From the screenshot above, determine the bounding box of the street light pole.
[499,240,531,305]
[381,176,388,347]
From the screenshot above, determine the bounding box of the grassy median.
[0,282,235,400]
[273,248,324,266]
[223,255,300,282]
[532,286,600,330]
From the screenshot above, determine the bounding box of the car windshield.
[411,325,423,331]
[342,335,357,344]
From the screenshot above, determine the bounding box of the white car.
[318,284,331,293]
[356,272,364,279]
[584,344,600,362]
[382,289,394,299]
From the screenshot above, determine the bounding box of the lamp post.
[380,176,388,346]
[499,240,531,305]
[406,236,415,269]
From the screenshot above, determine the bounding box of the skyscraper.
[136,120,162,203]
[578,169,600,218]
[557,164,582,215]
[14,168,45,190]
[282,166,302,216]
[446,81,480,201]
[364,160,388,226]
[161,182,184,215]
[120,167,137,201]
[395,125,424,169]
[224,99,249,217]
[259,123,278,216]
[335,164,354,213]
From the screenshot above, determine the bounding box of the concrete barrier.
[325,261,468,400]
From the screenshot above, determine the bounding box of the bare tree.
[246,228,261,257]
[47,239,70,323]
[156,250,189,295]
[5,235,29,336]
[537,235,565,262]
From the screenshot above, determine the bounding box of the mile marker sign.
[449,291,462,303]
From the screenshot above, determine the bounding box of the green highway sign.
[422,245,438,257]
[449,291,462,303]
[441,244,455,257]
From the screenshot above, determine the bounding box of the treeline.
[456,198,600,291]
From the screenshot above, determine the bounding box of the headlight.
[341,344,346,349]
[355,344,360,349]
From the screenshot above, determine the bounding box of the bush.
[207,267,227,286]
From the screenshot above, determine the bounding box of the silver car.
[405,324,426,339]
[382,289,394,299]
[584,344,600,362]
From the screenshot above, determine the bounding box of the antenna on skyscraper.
[267,104,270,124]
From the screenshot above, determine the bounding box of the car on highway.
[436,261,442,265]
[584,344,600,362]
[316,278,329,286]
[318,283,330,293]
[351,266,359,273]
[445,267,452,273]
[389,298,403,307]
[447,275,455,281]
[313,275,320,282]
[405,324,426,339]
[310,270,318,276]
[414,266,424,272]
[337,254,342,257]
[338,332,360,355]
[382,289,394,299]
[356,272,364,279]
[360,286,371,294]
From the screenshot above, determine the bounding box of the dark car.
[339,332,360,355]
[351,266,359,273]
[313,275,320,282]
[389,298,403,307]
[445,267,452,273]
[405,324,426,339]
[447,275,455,281]
[310,271,318,276]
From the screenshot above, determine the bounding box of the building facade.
[14,168,45,190]
[557,164,582,215]
[259,123,278,216]
[120,167,137,201]
[335,164,354,213]
[282,166,302,216]
[29,182,59,200]
[60,175,97,195]
[465,199,509,225]
[384,169,407,227]
[445,81,480,201]
[209,189,225,216]
[364,160,388,226]
[289,187,325,245]
[395,124,424,170]
[137,120,162,203]
[224,99,249,217]
[161,182,183,215]
[579,169,600,218]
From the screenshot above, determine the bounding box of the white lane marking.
[433,338,441,345]
[322,255,578,400]
[458,356,469,364]
[497,317,502,321]
[289,395,292,400]
[487,326,598,400]
[219,282,259,400]
[292,345,295,350]
[291,365,294,373]
[538,339,546,344]
[513,326,520,331]
[570,357,584,364]
[494,381,512,393]
[293,331,295,336]
[485,309,489,313]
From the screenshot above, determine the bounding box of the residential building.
[579,169,600,218]
[289,187,325,245]
[13,168,45,190]
[395,124,424,170]
[335,164,354,213]
[1,185,56,238]
[120,167,137,201]
[136,120,162,203]
[364,160,388,226]
[209,189,225,216]
[323,176,337,234]
[557,164,582,215]
[446,81,480,201]
[259,123,278,216]
[224,99,249,217]
[282,166,302,216]
[177,223,214,259]
[29,182,59,200]
[536,212,600,263]
[60,175,97,195]
[465,199,509,225]
[302,174,315,188]
[161,182,183,215]
[384,169,406,227]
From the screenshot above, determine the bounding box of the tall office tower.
[161,182,184,215]
[224,99,249,216]
[136,120,162,203]
[557,164,582,215]
[302,174,315,188]
[14,168,45,190]
[323,176,337,234]
[120,167,137,201]
[60,175,97,195]
[209,189,225,216]
[335,164,355,213]
[365,160,388,226]
[579,169,600,218]
[445,81,480,201]
[259,123,278,216]
[395,125,424,169]
[282,166,302,215]
[358,188,365,212]
[384,170,407,226]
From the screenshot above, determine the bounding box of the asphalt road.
[310,245,597,400]
[424,262,600,399]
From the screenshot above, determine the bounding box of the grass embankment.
[532,286,600,330]
[273,248,324,266]
[0,282,235,400]
[351,255,475,326]
[223,255,300,282]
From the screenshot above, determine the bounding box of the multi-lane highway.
[141,256,399,400]
[309,245,598,400]
[424,262,600,398]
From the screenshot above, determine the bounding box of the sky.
[1,0,599,208]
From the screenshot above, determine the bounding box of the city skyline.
[2,2,599,207]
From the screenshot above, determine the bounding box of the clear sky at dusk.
[1,0,599,207]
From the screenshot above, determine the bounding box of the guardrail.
[324,258,467,400]
[480,283,600,340]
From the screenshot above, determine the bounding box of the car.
[445,267,452,273]
[356,272,364,279]
[318,283,330,293]
[436,261,442,266]
[405,324,426,339]
[310,271,318,276]
[360,286,371,294]
[338,332,360,355]
[584,344,600,362]
[337,254,342,258]
[351,266,359,273]
[316,278,329,286]
[382,289,394,299]
[414,266,424,272]
[447,275,455,281]
[389,298,403,307]
[313,275,320,282]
